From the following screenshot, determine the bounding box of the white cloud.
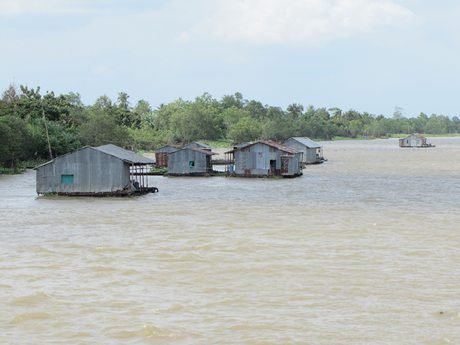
[175,31,192,43]
[187,0,414,45]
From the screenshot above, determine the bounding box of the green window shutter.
[61,174,74,184]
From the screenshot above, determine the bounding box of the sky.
[1,0,460,118]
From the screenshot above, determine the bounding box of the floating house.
[167,147,218,175]
[182,141,212,151]
[224,141,303,177]
[33,144,157,196]
[282,137,324,164]
[399,134,435,148]
[155,145,178,167]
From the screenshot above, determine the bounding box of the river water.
[1,138,459,344]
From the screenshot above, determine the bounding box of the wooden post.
[42,105,53,160]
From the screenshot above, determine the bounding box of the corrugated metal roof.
[171,147,218,155]
[224,141,302,154]
[33,145,154,170]
[182,141,212,150]
[286,137,323,148]
[404,133,427,140]
[233,142,253,148]
[95,144,155,164]
[261,140,302,154]
[155,145,179,153]
[224,143,252,153]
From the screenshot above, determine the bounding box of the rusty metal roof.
[224,141,302,154]
[404,133,427,140]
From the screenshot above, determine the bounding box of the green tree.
[392,106,404,119]
[2,83,19,104]
[78,112,129,147]
[220,92,245,110]
[128,125,159,151]
[328,107,342,118]
[64,92,89,128]
[31,118,81,158]
[134,99,154,128]
[222,106,251,136]
[93,95,113,110]
[0,116,39,167]
[65,92,84,107]
[348,119,363,138]
[245,100,267,120]
[228,116,262,143]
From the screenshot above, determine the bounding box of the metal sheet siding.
[168,149,210,174]
[304,149,317,163]
[35,147,128,194]
[255,152,269,169]
[281,155,301,176]
[283,138,317,163]
[234,150,245,175]
[155,152,169,167]
[232,142,302,177]
[234,143,277,175]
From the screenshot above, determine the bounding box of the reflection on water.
[0,138,460,344]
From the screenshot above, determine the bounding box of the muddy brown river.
[1,137,459,344]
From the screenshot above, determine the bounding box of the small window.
[61,174,74,184]
[189,161,195,167]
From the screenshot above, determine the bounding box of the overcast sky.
[1,0,459,118]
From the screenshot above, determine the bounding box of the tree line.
[1,84,459,169]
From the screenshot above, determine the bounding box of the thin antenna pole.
[42,105,53,160]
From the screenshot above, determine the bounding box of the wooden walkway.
[211,160,234,166]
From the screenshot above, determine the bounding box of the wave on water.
[107,324,182,340]
[11,312,53,323]
[11,292,50,306]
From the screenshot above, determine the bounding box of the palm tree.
[287,103,304,119]
[117,92,131,110]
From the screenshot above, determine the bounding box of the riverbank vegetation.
[1,83,459,171]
